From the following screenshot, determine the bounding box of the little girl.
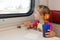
[34,5,56,37]
[24,5,56,37]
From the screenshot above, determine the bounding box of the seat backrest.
[50,10,60,24]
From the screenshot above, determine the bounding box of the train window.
[0,0,35,18]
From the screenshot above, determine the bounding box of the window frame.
[0,0,35,19]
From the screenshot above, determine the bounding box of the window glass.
[0,0,30,14]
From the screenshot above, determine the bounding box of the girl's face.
[44,13,50,20]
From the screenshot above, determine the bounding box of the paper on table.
[24,33,40,40]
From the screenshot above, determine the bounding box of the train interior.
[0,0,60,40]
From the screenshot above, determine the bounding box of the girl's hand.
[45,30,56,38]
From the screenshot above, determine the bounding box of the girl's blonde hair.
[38,5,50,15]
